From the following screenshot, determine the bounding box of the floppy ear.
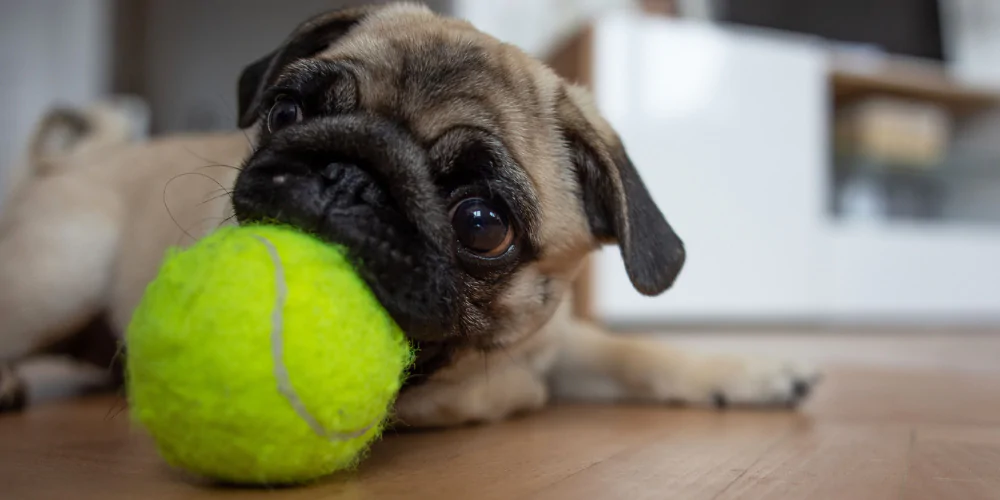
[236,6,374,128]
[558,84,686,296]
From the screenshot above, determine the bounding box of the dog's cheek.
[500,267,551,310]
[489,266,567,344]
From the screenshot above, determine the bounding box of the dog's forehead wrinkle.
[283,58,327,78]
[319,20,538,140]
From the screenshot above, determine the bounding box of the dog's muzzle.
[232,114,458,343]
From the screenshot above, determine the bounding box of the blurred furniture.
[940,0,1000,89]
[111,0,453,134]
[0,0,112,203]
[717,0,946,60]
[551,13,1000,327]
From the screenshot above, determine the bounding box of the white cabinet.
[585,14,1000,326]
[821,224,1000,324]
[590,16,827,324]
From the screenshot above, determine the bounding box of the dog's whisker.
[198,190,235,207]
[163,172,234,237]
[172,215,237,246]
[163,171,237,242]
[170,171,230,193]
[241,128,257,153]
[215,213,239,230]
[162,176,199,243]
[200,186,230,200]
[196,163,243,173]
[182,147,237,172]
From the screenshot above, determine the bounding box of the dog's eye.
[452,198,513,258]
[266,97,302,133]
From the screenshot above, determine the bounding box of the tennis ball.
[126,225,413,485]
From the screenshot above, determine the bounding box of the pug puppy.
[0,3,817,422]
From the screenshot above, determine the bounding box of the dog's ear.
[237,6,374,128]
[557,84,685,296]
[237,51,277,128]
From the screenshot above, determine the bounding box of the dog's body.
[0,4,817,423]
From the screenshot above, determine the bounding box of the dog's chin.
[231,156,458,344]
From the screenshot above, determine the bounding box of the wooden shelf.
[830,51,1000,114]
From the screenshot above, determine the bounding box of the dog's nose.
[266,162,353,185]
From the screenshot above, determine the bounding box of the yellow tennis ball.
[126,225,413,485]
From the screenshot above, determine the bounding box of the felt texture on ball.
[126,225,413,485]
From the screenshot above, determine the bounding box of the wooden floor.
[4,333,1000,499]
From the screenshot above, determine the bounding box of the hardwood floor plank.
[1,401,679,499]
[332,405,684,499]
[901,426,1000,500]
[711,423,913,500]
[804,368,1000,426]
[529,412,795,500]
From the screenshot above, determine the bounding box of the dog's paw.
[711,357,820,408]
[677,355,821,409]
[0,364,28,413]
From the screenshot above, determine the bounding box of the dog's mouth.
[232,115,459,345]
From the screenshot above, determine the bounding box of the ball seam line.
[253,234,379,441]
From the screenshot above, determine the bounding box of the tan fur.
[317,4,600,349]
[0,3,817,420]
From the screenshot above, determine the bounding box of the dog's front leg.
[549,319,820,408]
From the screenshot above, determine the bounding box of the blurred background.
[2,0,1000,333]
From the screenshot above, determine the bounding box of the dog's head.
[232,3,684,380]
